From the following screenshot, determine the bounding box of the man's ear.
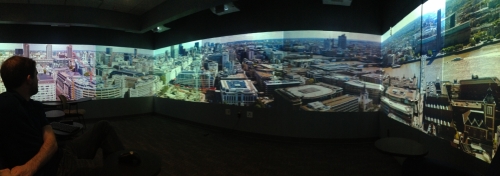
[26,74,34,84]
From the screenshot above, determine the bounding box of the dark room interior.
[1,0,498,175]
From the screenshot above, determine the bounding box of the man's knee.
[93,120,113,132]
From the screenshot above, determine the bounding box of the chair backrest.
[462,131,469,144]
[58,95,69,109]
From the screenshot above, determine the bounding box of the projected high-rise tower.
[67,45,73,59]
[338,34,347,49]
[23,43,29,57]
[46,44,52,60]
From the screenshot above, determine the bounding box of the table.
[67,97,93,105]
[42,101,62,106]
[45,110,65,122]
[103,150,161,176]
[42,101,63,111]
[375,137,428,157]
[51,122,84,136]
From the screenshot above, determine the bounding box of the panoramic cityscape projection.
[154,30,383,112]
[0,43,97,101]
[94,46,155,99]
[380,2,424,128]
[382,0,500,163]
[0,44,156,101]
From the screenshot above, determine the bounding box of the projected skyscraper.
[23,43,29,57]
[222,51,230,73]
[46,44,52,60]
[170,46,176,58]
[338,34,347,49]
[324,38,333,50]
[179,44,184,56]
[67,45,73,59]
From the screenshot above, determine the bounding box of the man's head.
[1,56,38,95]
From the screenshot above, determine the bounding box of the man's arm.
[0,168,11,176]
[11,125,58,176]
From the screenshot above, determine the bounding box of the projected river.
[385,42,500,84]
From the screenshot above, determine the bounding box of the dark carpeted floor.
[69,115,402,176]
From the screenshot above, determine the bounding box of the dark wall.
[154,98,379,139]
[0,24,154,49]
[153,0,384,48]
[79,97,153,120]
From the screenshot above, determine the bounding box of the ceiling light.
[152,25,170,33]
[212,2,240,16]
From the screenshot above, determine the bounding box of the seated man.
[0,56,124,176]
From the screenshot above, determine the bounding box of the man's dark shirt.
[0,91,49,170]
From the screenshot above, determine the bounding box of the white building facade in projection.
[129,75,160,97]
[95,83,122,99]
[220,80,258,106]
[32,74,56,101]
[57,71,85,100]
[0,80,6,94]
[74,79,96,99]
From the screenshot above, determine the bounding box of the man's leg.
[65,121,125,159]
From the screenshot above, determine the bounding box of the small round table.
[45,110,65,122]
[42,101,62,111]
[51,122,83,136]
[42,101,62,106]
[103,150,161,176]
[375,137,428,157]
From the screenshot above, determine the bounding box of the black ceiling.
[0,0,167,15]
[0,0,425,49]
[154,0,425,48]
[0,0,235,33]
[0,0,423,34]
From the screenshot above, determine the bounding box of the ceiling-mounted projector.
[322,0,352,6]
[151,25,169,33]
[211,2,240,16]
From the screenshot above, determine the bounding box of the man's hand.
[10,165,34,176]
[0,168,12,176]
[13,125,58,176]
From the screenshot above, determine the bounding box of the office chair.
[58,95,87,129]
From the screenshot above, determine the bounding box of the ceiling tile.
[0,0,167,15]
[129,0,166,15]
[0,0,28,3]
[128,7,149,15]
[29,0,65,5]
[130,0,165,15]
[136,0,166,11]
[65,0,102,8]
[99,0,140,14]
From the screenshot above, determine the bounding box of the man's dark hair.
[1,56,37,91]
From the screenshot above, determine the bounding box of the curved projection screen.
[154,30,382,112]
[0,44,154,100]
[381,0,500,164]
[0,30,382,113]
